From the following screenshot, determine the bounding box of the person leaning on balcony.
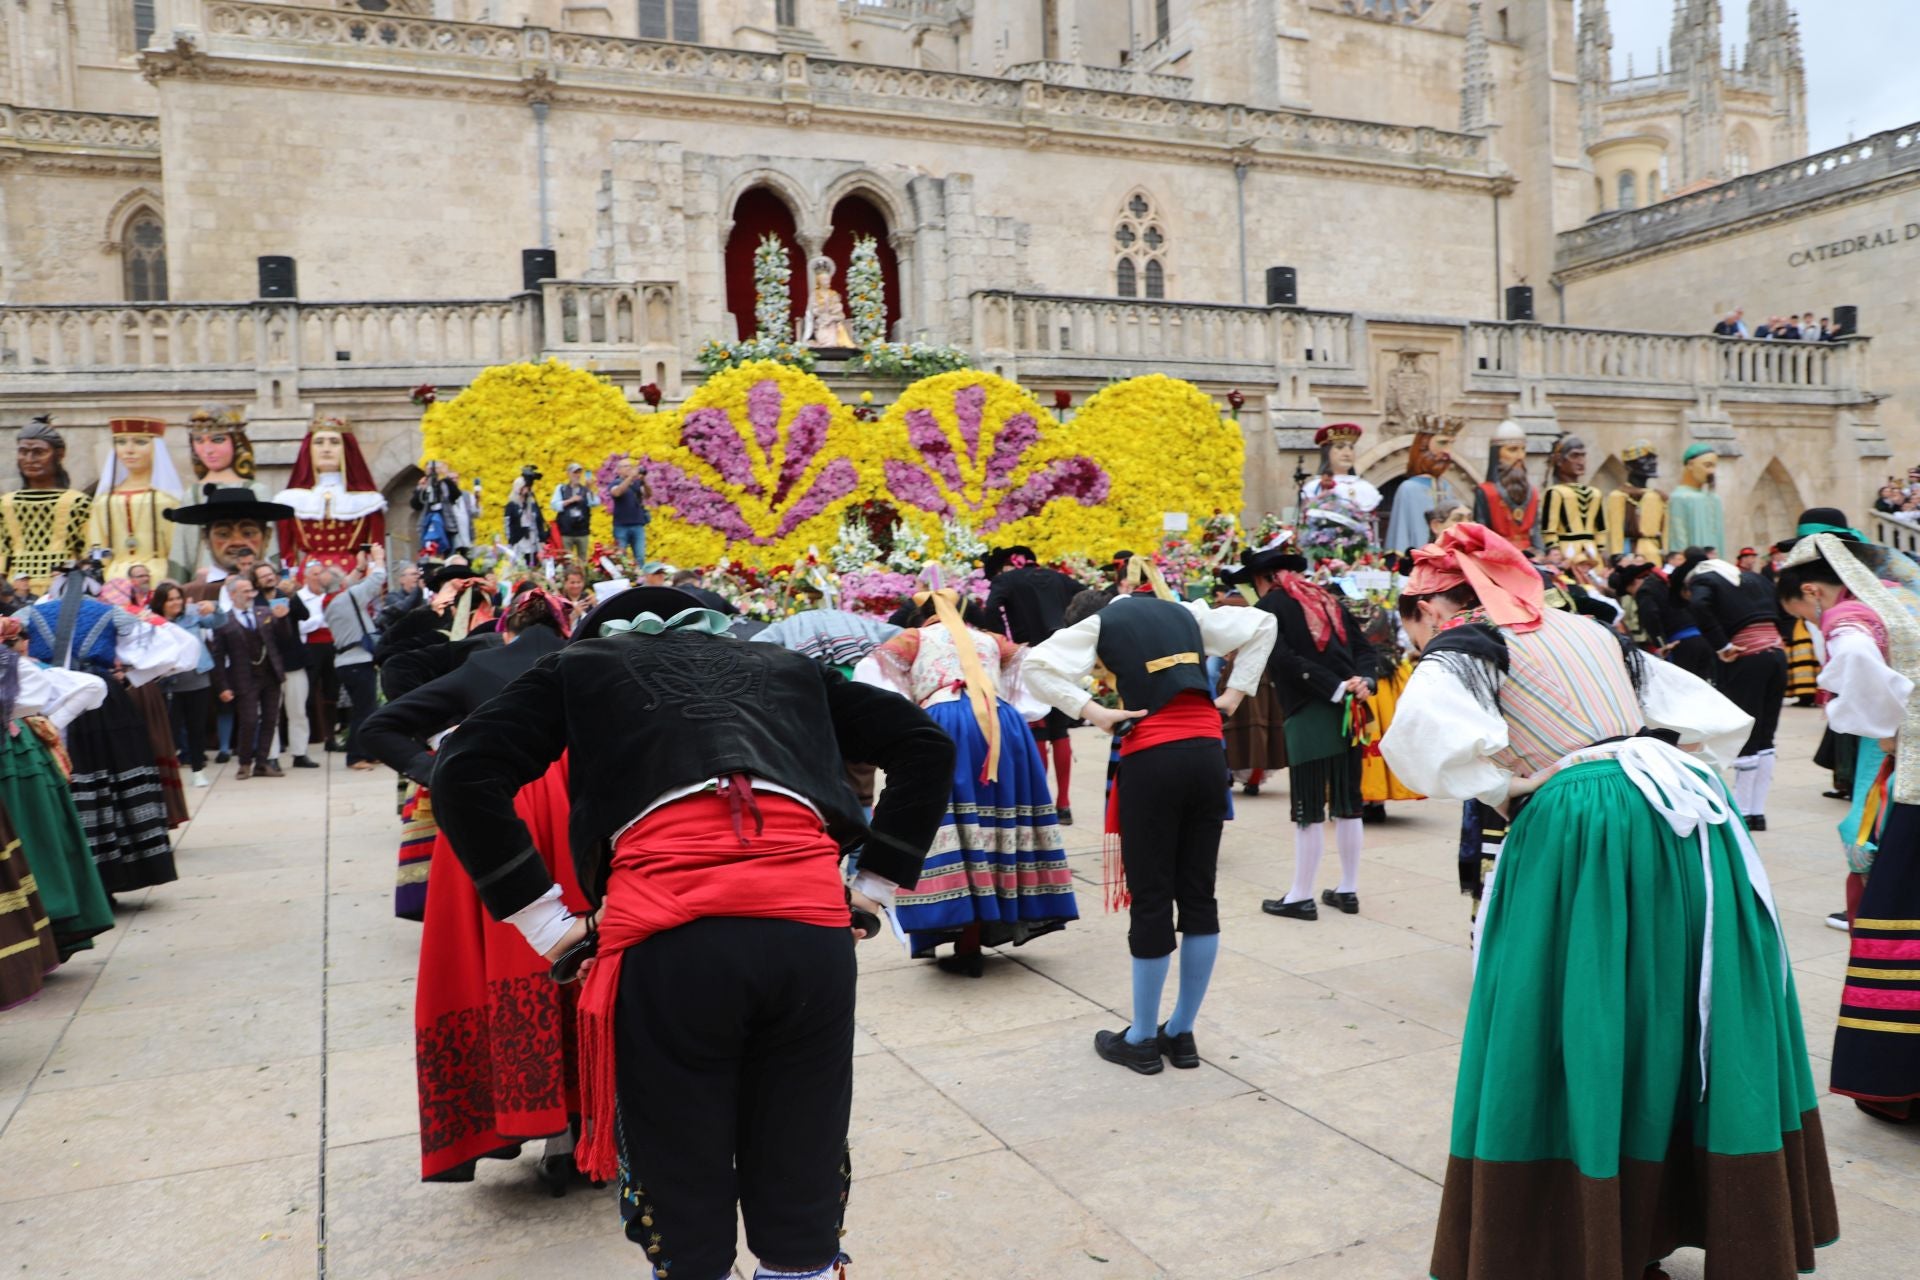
[1711,309,1748,338]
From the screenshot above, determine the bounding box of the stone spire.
[1746,0,1808,160]
[1460,1,1495,133]
[1670,0,1726,182]
[1576,0,1612,148]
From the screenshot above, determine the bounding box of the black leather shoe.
[1057,806,1073,826]
[1241,782,1261,796]
[292,755,321,769]
[1321,889,1360,915]
[214,750,231,764]
[1262,897,1318,921]
[935,949,985,978]
[1823,789,1851,801]
[1094,1028,1164,1075]
[1157,1023,1200,1069]
[1746,815,1768,832]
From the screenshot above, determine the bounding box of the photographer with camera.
[324,543,387,770]
[550,463,599,565]
[504,467,547,569]
[411,461,471,556]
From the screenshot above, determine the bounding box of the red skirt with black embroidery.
[414,754,587,1181]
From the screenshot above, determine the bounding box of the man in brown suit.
[208,575,285,779]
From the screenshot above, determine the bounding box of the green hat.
[1681,443,1718,463]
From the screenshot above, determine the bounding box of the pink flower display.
[980,457,1110,531]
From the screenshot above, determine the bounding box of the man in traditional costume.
[430,586,955,1279]
[1298,423,1381,560]
[1382,522,1836,1280]
[164,486,293,599]
[1540,434,1605,564]
[1219,538,1380,922]
[1024,581,1276,1073]
[1469,420,1540,551]
[177,406,271,569]
[1687,548,1789,830]
[1775,528,1920,1123]
[272,417,388,577]
[2,417,93,597]
[981,545,1085,820]
[1383,415,1460,554]
[1605,440,1668,559]
[1668,444,1726,554]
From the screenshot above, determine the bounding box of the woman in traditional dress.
[21,569,177,893]
[857,580,1077,976]
[101,577,190,827]
[358,587,587,1186]
[271,418,388,578]
[0,791,60,1009]
[1775,529,1920,1123]
[0,618,113,962]
[86,418,183,584]
[1382,522,1836,1280]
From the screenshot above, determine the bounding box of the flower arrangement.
[847,236,887,345]
[697,336,818,374]
[1072,374,1245,547]
[753,233,793,342]
[419,359,643,554]
[410,383,437,407]
[854,340,972,380]
[630,361,872,568]
[639,382,664,409]
[869,369,1114,559]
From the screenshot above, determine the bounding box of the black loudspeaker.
[522,248,558,292]
[257,256,297,299]
[1266,266,1298,306]
[1833,304,1859,336]
[1505,285,1535,322]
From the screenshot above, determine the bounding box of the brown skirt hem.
[1430,1107,1839,1280]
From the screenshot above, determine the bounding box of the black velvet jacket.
[1686,568,1779,649]
[430,629,955,919]
[983,566,1083,644]
[360,626,565,786]
[1257,588,1380,717]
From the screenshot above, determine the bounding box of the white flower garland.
[754,234,793,342]
[847,236,887,345]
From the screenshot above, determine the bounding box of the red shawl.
[1275,571,1348,651]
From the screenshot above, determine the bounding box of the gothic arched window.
[1114,191,1168,300]
[132,0,156,49]
[122,210,167,302]
[1727,128,1753,177]
[1616,170,1638,211]
[639,0,700,41]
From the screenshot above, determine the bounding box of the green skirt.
[0,727,113,958]
[1433,759,1838,1280]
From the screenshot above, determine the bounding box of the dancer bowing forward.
[1383,522,1835,1280]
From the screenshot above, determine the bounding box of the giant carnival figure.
[1,416,92,597]
[1606,440,1668,560]
[1668,444,1727,555]
[1470,420,1541,552]
[1298,423,1381,561]
[86,417,183,583]
[1383,415,1462,555]
[272,416,388,574]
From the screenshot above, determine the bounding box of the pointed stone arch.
[102,186,164,248]
[1747,456,1803,551]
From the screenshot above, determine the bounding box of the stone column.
[888,229,917,344]
[908,175,950,347]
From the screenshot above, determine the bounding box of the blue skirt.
[895,699,1079,955]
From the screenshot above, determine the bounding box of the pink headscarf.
[1405,522,1546,633]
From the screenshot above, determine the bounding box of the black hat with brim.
[1773,506,1857,553]
[164,486,293,526]
[1224,542,1309,585]
[573,585,708,643]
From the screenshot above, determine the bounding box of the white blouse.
[1818,625,1912,740]
[14,660,108,734]
[1023,599,1278,719]
[1383,642,1752,808]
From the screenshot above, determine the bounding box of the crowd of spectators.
[1711,308,1853,341]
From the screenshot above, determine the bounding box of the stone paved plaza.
[3,708,1917,1279]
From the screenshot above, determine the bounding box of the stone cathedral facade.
[0,0,1897,554]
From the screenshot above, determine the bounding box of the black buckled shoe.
[1093,1027,1164,1075]
[1320,889,1360,915]
[1261,897,1318,921]
[1157,1023,1200,1069]
[1746,815,1768,833]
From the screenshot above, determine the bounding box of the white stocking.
[1334,817,1364,893]
[1751,749,1777,818]
[1732,754,1759,816]
[1286,822,1325,904]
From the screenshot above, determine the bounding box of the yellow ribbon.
[1123,556,1179,602]
[914,587,1002,782]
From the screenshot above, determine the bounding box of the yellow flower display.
[419,358,643,552]
[631,361,872,568]
[1073,374,1246,534]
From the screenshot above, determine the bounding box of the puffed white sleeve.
[1380,657,1513,807]
[1818,626,1912,740]
[1636,649,1756,768]
[1023,614,1103,718]
[1189,600,1277,695]
[14,661,108,734]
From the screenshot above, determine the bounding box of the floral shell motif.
[878,372,1110,536]
[639,363,863,548]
